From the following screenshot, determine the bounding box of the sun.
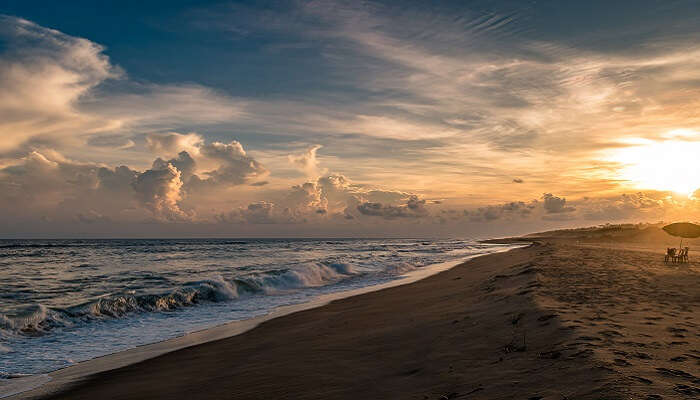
[607,136,700,195]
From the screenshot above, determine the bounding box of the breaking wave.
[0,261,360,337]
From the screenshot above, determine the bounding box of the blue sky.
[1,1,700,237]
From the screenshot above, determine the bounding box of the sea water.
[0,238,515,378]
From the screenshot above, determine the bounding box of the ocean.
[0,238,516,378]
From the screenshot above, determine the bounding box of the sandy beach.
[14,237,700,399]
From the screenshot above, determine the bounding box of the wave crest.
[0,262,359,337]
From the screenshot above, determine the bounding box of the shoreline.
[10,239,698,399]
[2,243,526,399]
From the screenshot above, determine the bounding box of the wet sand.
[25,240,700,399]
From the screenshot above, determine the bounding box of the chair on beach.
[666,247,689,263]
[665,247,676,263]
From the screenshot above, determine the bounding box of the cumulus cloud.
[0,146,424,227]
[216,182,329,225]
[356,203,412,218]
[288,144,324,178]
[580,192,667,221]
[197,141,267,185]
[285,182,328,216]
[464,200,537,221]
[211,174,429,225]
[542,193,576,214]
[0,135,267,223]
[97,165,138,193]
[145,133,268,187]
[0,151,145,226]
[356,195,429,219]
[132,163,188,221]
[216,201,278,224]
[407,195,426,210]
[0,151,96,208]
[152,151,197,181]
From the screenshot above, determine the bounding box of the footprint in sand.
[613,358,632,366]
[577,335,602,341]
[667,327,688,338]
[568,349,594,358]
[632,352,652,360]
[630,375,653,384]
[675,384,700,395]
[599,330,624,338]
[656,368,700,384]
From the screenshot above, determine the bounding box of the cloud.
[288,144,324,177]
[464,200,537,221]
[580,192,667,221]
[197,141,268,186]
[132,163,189,221]
[0,135,267,224]
[542,193,576,214]
[215,181,329,225]
[152,151,197,181]
[97,165,138,193]
[0,151,145,225]
[211,173,428,225]
[0,15,119,153]
[0,16,247,164]
[146,133,268,187]
[146,132,204,157]
[406,195,428,215]
[513,178,524,183]
[87,135,135,150]
[356,195,429,219]
[250,181,269,186]
[88,84,245,129]
[216,201,278,224]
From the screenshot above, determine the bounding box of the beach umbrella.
[662,222,700,248]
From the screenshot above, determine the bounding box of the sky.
[1,0,700,238]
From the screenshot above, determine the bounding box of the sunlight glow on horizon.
[608,133,700,195]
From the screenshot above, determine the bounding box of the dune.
[12,236,700,399]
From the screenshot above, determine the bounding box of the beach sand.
[22,240,700,399]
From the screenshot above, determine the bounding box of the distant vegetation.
[527,222,700,245]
